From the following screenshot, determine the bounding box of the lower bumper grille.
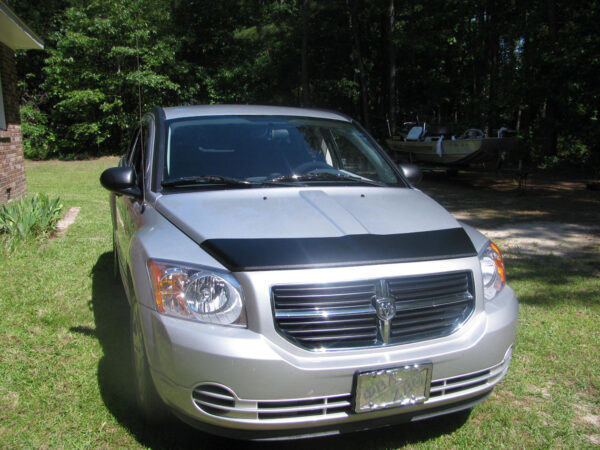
[193,384,351,422]
[428,347,512,402]
[190,349,512,425]
[256,396,352,420]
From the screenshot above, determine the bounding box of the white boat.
[386,125,517,167]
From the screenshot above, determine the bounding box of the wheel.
[293,160,332,174]
[130,304,167,422]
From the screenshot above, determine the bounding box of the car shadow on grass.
[87,251,471,449]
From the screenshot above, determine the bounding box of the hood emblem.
[373,296,396,321]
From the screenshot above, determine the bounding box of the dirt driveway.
[419,171,600,258]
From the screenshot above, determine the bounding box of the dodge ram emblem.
[373,296,397,321]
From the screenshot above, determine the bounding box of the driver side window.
[127,120,151,188]
[129,132,142,175]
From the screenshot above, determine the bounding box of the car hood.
[155,187,476,271]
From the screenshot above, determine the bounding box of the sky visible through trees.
[7,0,600,172]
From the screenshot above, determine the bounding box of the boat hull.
[386,137,517,167]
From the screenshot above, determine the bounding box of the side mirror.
[100,167,142,199]
[399,163,423,185]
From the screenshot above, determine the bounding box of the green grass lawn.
[1,159,599,448]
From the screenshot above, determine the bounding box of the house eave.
[0,0,44,50]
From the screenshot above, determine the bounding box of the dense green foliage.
[7,0,600,171]
[0,193,63,249]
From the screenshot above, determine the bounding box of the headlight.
[147,260,246,327]
[478,241,506,301]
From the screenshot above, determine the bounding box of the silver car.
[100,105,518,440]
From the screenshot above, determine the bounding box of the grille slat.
[389,302,468,320]
[192,385,236,416]
[394,294,472,312]
[390,311,466,329]
[275,299,372,309]
[284,324,377,335]
[256,395,352,420]
[279,316,376,327]
[276,307,375,318]
[429,370,491,395]
[391,286,469,301]
[390,319,462,336]
[388,272,467,288]
[274,283,375,294]
[273,272,474,350]
[389,273,469,301]
[389,276,468,291]
[391,314,463,331]
[256,399,351,414]
[392,303,469,321]
[299,331,378,342]
[193,385,353,421]
[390,279,467,292]
[273,283,376,312]
[275,290,375,300]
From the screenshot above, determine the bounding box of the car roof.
[162,104,353,122]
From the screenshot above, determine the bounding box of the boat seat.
[406,126,424,141]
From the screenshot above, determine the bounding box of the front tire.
[130,304,167,422]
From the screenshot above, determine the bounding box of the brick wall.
[0,41,27,203]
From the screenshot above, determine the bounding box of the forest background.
[7,0,600,175]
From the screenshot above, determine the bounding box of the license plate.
[354,363,432,413]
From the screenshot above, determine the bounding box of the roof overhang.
[0,1,43,50]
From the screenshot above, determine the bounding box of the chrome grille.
[428,349,512,401]
[192,384,236,416]
[256,395,351,420]
[388,272,474,343]
[192,384,352,422]
[273,282,376,310]
[273,281,378,349]
[272,272,474,350]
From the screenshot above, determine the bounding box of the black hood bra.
[201,227,477,272]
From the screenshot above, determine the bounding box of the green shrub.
[20,105,57,160]
[0,193,63,249]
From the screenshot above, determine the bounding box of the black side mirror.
[399,163,423,185]
[100,167,142,199]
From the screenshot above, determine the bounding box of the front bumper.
[140,279,517,439]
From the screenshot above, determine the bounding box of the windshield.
[163,115,404,187]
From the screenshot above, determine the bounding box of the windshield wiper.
[162,175,253,188]
[264,172,387,187]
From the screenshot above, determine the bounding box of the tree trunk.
[301,0,310,107]
[542,0,558,156]
[385,0,396,135]
[346,0,370,129]
[542,99,559,156]
[485,0,499,134]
